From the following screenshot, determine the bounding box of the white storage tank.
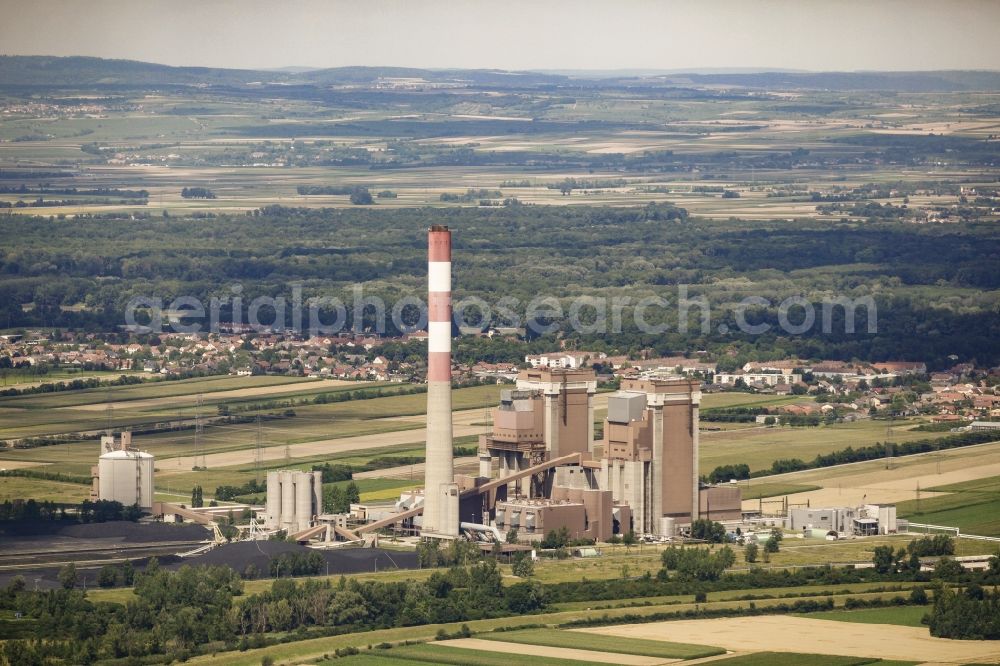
[265,471,281,529]
[98,450,154,510]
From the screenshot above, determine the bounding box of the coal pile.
[59,521,209,543]
[174,541,419,576]
[0,520,209,543]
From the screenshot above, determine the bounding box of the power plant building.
[361,227,741,544]
[598,377,702,535]
[472,372,732,540]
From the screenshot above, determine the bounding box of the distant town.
[3,329,999,427]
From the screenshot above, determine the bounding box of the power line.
[255,409,263,485]
[194,393,204,469]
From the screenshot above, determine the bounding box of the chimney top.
[429,225,450,232]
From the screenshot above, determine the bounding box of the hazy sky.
[1,0,998,72]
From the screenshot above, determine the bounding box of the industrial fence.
[906,522,1000,543]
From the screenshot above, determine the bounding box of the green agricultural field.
[0,368,143,388]
[153,442,434,498]
[699,418,929,475]
[701,394,802,410]
[549,581,925,613]
[374,643,628,666]
[0,375,331,440]
[184,588,926,666]
[0,384,499,478]
[317,655,434,666]
[359,485,419,502]
[705,654,911,666]
[896,474,1000,537]
[0,475,91,503]
[0,438,149,477]
[797,604,930,628]
[0,374,308,410]
[478,627,724,659]
[738,481,821,500]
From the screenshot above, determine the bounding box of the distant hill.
[0,55,270,86]
[667,70,1000,92]
[1,55,998,92]
[0,56,567,88]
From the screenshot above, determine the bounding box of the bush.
[707,463,751,483]
[97,565,118,588]
[690,519,727,543]
[349,187,373,205]
[181,187,216,199]
[512,552,534,578]
[764,528,783,553]
[908,535,955,557]
[660,546,733,581]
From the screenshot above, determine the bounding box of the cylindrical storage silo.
[295,472,312,532]
[98,450,154,510]
[312,471,323,516]
[137,452,154,510]
[280,471,295,531]
[265,471,281,529]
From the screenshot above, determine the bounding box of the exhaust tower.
[422,225,459,537]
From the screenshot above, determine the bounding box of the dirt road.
[576,616,1000,663]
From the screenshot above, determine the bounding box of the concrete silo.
[265,471,281,527]
[264,469,324,532]
[98,449,154,510]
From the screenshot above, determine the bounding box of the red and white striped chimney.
[423,225,458,537]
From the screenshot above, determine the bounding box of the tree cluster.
[180,187,216,199]
[660,545,736,581]
[323,481,360,514]
[928,584,1000,640]
[689,519,728,543]
[706,464,750,483]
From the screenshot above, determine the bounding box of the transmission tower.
[105,387,114,436]
[255,410,264,485]
[194,394,204,469]
[884,420,894,470]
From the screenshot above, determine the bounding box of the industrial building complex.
[334,226,741,543]
[85,226,909,551]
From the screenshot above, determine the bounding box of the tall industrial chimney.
[422,225,459,537]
